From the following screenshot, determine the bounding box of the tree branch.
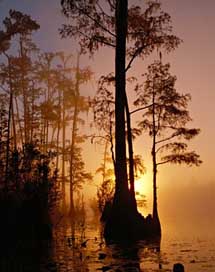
[109,114,115,171]
[95,2,115,23]
[155,144,165,154]
[77,30,116,48]
[130,103,153,115]
[157,159,173,166]
[107,0,116,11]
[157,106,162,133]
[78,6,116,38]
[155,134,177,145]
[125,45,145,72]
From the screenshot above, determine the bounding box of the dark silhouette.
[0,13,58,249]
[173,263,185,272]
[68,54,92,216]
[61,0,180,242]
[92,74,146,220]
[134,59,202,232]
[0,10,92,257]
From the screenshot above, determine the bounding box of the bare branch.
[125,45,145,72]
[76,29,116,48]
[107,0,116,11]
[130,103,153,115]
[157,159,173,166]
[155,134,176,145]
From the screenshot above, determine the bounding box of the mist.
[158,180,215,237]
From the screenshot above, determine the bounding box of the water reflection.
[50,217,163,272]
[50,216,215,272]
[3,216,214,271]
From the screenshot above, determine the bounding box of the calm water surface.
[46,217,215,272]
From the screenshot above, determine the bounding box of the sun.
[134,174,152,199]
[134,174,152,215]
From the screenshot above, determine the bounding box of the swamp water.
[1,216,215,271]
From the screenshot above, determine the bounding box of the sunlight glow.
[135,174,152,199]
[135,174,152,216]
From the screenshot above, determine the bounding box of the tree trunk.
[152,141,158,219]
[108,112,115,175]
[20,38,29,144]
[45,59,51,152]
[5,54,13,191]
[69,55,80,216]
[62,91,66,211]
[30,84,36,143]
[14,96,24,147]
[113,0,129,208]
[104,0,143,241]
[125,96,137,211]
[152,84,161,234]
[51,127,56,146]
[56,90,61,170]
[11,98,17,149]
[103,139,108,183]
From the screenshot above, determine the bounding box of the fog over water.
[159,181,215,223]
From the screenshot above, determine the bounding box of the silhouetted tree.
[92,74,146,193]
[0,9,97,245]
[0,93,8,187]
[36,52,59,151]
[69,54,92,215]
[61,1,181,239]
[57,53,73,207]
[134,60,202,229]
[96,139,115,214]
[0,10,39,53]
[0,10,39,190]
[91,73,115,169]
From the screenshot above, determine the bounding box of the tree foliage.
[134,59,202,224]
[135,60,202,168]
[60,1,181,217]
[0,10,39,52]
[60,0,181,64]
[0,10,92,225]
